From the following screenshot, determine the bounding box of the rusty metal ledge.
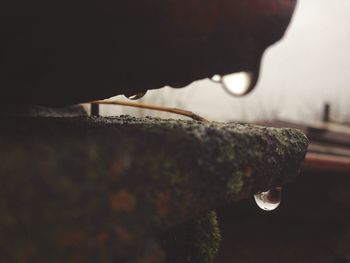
[0,116,308,262]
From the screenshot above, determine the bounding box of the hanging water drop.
[125,91,147,100]
[221,71,256,97]
[254,187,282,211]
[210,74,222,83]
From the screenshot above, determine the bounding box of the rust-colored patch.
[141,247,166,263]
[178,191,196,219]
[110,159,126,179]
[185,191,194,202]
[244,166,252,177]
[19,244,36,262]
[110,190,137,212]
[97,232,109,246]
[155,192,171,218]
[68,254,83,263]
[61,230,86,246]
[115,226,133,242]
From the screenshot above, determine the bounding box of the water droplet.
[125,91,147,100]
[254,187,282,211]
[221,71,256,96]
[210,74,222,83]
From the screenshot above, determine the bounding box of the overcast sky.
[102,0,350,124]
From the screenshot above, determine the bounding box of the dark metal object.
[323,103,331,122]
[90,103,100,117]
[0,0,297,105]
[304,153,350,173]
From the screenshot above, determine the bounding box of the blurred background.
[97,0,350,125]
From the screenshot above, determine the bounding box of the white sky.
[102,0,350,123]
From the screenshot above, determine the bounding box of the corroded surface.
[0,116,308,262]
[0,0,296,105]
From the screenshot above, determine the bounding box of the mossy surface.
[0,116,308,262]
[159,211,220,263]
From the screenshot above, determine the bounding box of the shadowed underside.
[0,0,297,105]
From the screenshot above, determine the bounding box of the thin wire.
[90,100,209,122]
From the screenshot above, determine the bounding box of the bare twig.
[90,100,209,123]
